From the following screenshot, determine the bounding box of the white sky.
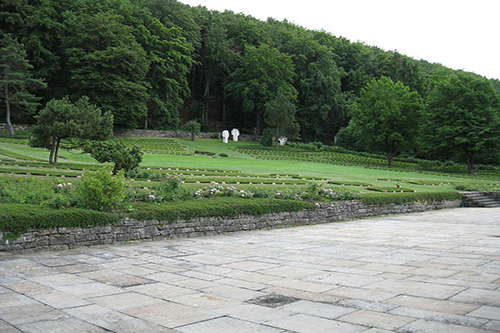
[179,0,500,80]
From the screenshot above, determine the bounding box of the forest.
[1,0,499,169]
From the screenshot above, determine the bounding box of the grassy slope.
[1,138,497,194]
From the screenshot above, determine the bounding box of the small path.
[1,208,499,332]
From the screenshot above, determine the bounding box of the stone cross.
[222,130,229,143]
[231,128,240,142]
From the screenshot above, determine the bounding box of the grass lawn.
[1,137,498,195]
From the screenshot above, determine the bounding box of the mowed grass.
[1,138,498,194]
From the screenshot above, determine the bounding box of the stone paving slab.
[0,207,499,332]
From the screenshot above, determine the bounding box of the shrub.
[219,153,229,158]
[0,176,56,204]
[455,184,479,191]
[74,169,125,211]
[361,192,461,206]
[84,139,143,174]
[0,203,119,240]
[260,128,273,147]
[128,197,315,222]
[182,120,201,141]
[150,177,190,202]
[194,151,215,156]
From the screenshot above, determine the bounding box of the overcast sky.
[179,0,500,80]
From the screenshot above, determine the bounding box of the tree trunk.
[466,151,474,173]
[4,83,14,136]
[387,155,394,167]
[222,80,227,127]
[53,138,61,164]
[255,112,262,140]
[203,80,210,124]
[49,137,56,164]
[275,125,280,149]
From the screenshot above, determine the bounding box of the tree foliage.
[264,92,299,147]
[422,72,500,172]
[30,96,113,164]
[182,120,201,141]
[2,0,499,166]
[346,77,423,165]
[0,34,46,135]
[84,139,143,174]
[228,44,296,133]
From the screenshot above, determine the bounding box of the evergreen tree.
[0,34,46,135]
[31,96,113,164]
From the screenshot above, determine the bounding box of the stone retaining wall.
[115,129,254,141]
[0,200,461,253]
[0,123,29,132]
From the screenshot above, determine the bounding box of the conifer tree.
[0,34,45,135]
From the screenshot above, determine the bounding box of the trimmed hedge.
[0,204,120,240]
[367,187,415,193]
[0,198,315,240]
[361,191,462,206]
[128,197,315,222]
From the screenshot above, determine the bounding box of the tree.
[279,28,345,142]
[182,120,201,141]
[0,34,46,135]
[84,140,143,174]
[30,96,113,164]
[264,91,299,148]
[421,72,500,173]
[346,76,423,166]
[228,44,296,133]
[62,10,150,128]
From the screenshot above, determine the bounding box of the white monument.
[231,128,240,142]
[222,130,229,143]
[278,137,288,146]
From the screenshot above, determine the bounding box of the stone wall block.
[0,200,462,253]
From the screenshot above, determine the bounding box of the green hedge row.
[128,197,315,222]
[0,204,120,240]
[361,191,462,206]
[0,198,315,240]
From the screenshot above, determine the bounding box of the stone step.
[461,192,500,208]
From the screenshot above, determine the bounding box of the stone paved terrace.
[0,207,499,332]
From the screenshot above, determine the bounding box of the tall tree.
[264,91,299,148]
[421,72,500,172]
[30,96,113,164]
[62,10,150,128]
[197,12,238,126]
[279,29,345,141]
[133,8,194,129]
[346,76,423,166]
[228,44,296,134]
[0,34,46,135]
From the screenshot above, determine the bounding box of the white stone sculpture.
[231,128,240,142]
[222,130,229,143]
[278,137,288,146]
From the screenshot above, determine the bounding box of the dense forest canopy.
[1,0,499,167]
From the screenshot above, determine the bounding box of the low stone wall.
[0,123,29,132]
[0,200,461,253]
[115,129,254,141]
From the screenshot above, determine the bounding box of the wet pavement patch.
[247,294,300,308]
